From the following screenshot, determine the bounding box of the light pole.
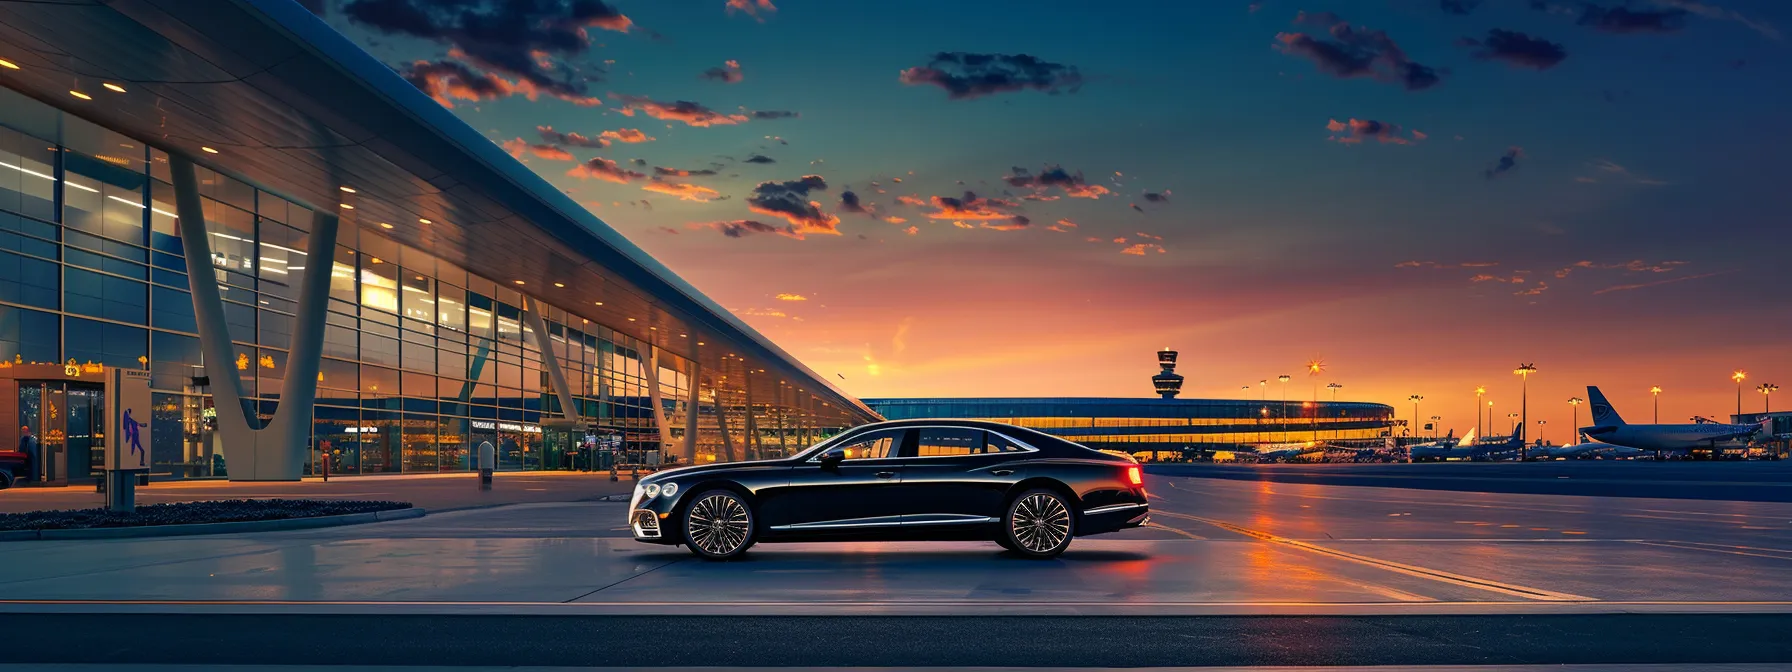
[1487,400,1495,440]
[1429,415,1442,439]
[1474,386,1486,442]
[1651,386,1661,423]
[1514,363,1537,459]
[1408,394,1423,443]
[1536,419,1548,446]
[1762,383,1779,414]
[1326,383,1342,442]
[1734,371,1747,417]
[1568,397,1583,443]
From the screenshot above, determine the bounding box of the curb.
[0,507,425,541]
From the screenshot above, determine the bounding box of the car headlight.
[644,483,661,497]
[661,482,678,497]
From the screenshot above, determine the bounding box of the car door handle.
[991,469,1014,476]
[875,471,897,479]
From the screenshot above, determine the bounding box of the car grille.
[631,509,661,539]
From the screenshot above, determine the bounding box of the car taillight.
[1126,466,1143,487]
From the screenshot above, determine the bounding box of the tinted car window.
[985,432,1027,453]
[915,427,983,457]
[837,429,904,460]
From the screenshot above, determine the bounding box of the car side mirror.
[818,447,846,468]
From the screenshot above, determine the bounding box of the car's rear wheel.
[1002,488,1073,558]
[682,489,755,560]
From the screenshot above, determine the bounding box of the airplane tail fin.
[1587,386,1626,426]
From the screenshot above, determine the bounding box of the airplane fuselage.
[1582,423,1759,452]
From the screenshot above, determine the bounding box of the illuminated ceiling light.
[594,301,604,306]
[201,146,218,154]
[339,186,357,193]
[0,59,18,70]
[513,280,525,285]
[102,83,126,93]
[418,218,431,224]
[553,282,565,288]
[69,90,91,100]
[698,341,706,346]
[339,203,354,210]
[627,317,636,322]
[379,222,393,229]
[679,333,687,338]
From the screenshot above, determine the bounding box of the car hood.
[646,458,792,482]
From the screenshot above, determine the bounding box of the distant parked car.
[626,419,1150,560]
[0,450,27,489]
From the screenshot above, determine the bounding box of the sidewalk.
[0,471,637,514]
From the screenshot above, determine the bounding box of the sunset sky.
[315,0,1791,438]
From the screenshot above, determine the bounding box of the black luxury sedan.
[627,419,1150,559]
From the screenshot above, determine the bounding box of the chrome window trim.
[903,426,1041,461]
[802,427,910,464]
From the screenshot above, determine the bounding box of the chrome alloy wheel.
[1010,492,1071,554]
[686,492,752,557]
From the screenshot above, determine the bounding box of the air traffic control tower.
[1153,349,1185,399]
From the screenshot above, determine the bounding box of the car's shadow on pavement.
[649,545,1153,564]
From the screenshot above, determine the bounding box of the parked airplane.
[1411,423,1524,461]
[1528,440,1644,460]
[1581,386,1766,455]
[1255,442,1325,462]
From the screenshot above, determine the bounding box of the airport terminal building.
[0,1,875,484]
[865,352,1397,461]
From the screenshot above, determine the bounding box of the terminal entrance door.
[16,381,105,486]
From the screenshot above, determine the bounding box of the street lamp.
[1474,386,1486,443]
[1651,386,1662,423]
[1514,363,1537,460]
[1408,394,1423,443]
[1762,383,1780,414]
[1536,419,1548,445]
[1487,400,1495,440]
[1429,415,1442,439]
[1568,397,1584,443]
[1326,382,1342,401]
[1734,370,1747,417]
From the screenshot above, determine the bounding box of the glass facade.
[0,84,868,481]
[864,397,1397,461]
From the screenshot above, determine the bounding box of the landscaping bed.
[0,499,412,531]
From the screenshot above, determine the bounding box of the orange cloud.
[500,138,575,161]
[612,94,748,127]
[884,216,908,224]
[1048,219,1077,232]
[925,193,1016,221]
[1120,243,1166,256]
[601,128,655,143]
[896,195,928,207]
[642,180,722,202]
[725,0,777,20]
[904,226,918,235]
[566,157,647,184]
[775,293,808,301]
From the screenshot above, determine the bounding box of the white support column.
[640,345,677,457]
[521,296,580,424]
[171,154,337,481]
[715,381,736,463]
[742,372,761,461]
[682,341,699,464]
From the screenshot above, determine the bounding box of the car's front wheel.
[682,489,755,560]
[1002,488,1074,558]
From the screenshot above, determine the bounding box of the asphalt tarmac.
[1,466,1790,667]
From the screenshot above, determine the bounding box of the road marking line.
[1631,540,1792,562]
[1146,523,1207,540]
[1153,510,1594,602]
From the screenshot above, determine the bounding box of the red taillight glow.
[1126,466,1143,487]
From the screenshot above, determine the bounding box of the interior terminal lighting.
[201,146,218,154]
[418,218,431,224]
[554,282,565,288]
[513,280,525,285]
[627,317,636,321]
[102,83,126,93]
[339,186,357,193]
[0,58,18,69]
[339,203,354,209]
[594,301,604,306]
[379,222,393,229]
[69,90,91,100]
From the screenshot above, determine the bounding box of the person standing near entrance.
[18,426,39,483]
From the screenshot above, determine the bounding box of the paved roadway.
[1148,460,1792,502]
[0,471,636,514]
[2,468,1791,666]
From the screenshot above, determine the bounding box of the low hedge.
[0,499,412,531]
